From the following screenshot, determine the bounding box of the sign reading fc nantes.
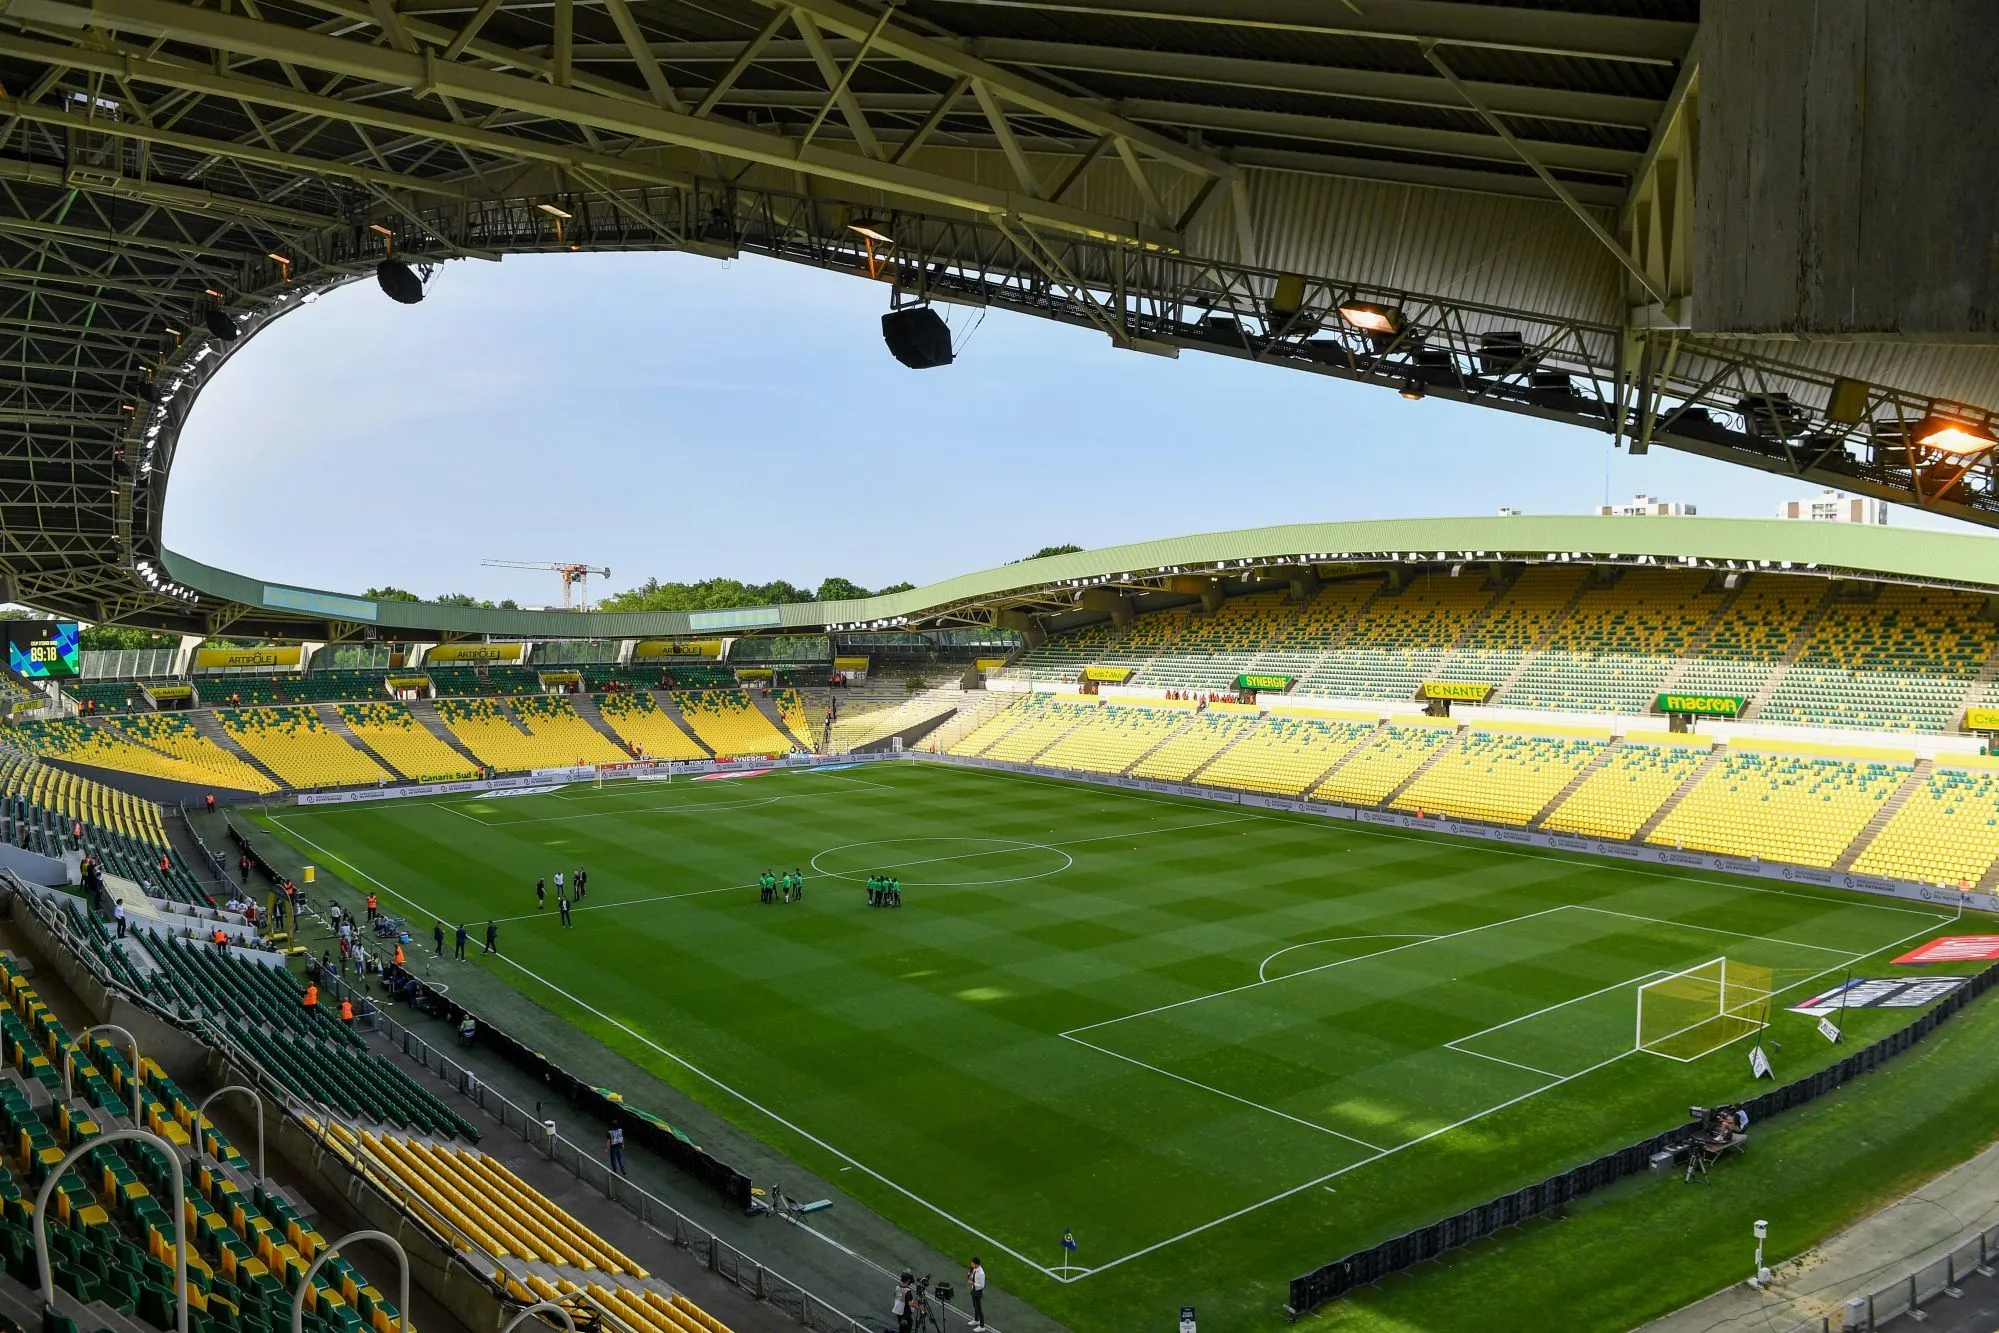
[1657,693,1746,718]
[1420,681,1492,702]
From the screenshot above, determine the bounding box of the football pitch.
[255,761,1971,1331]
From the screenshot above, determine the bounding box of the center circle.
[809,836,1073,887]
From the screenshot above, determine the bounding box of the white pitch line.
[1257,934,1437,983]
[1069,910,1959,1280]
[261,818,1080,1284]
[1061,905,1575,1037]
[1571,903,1865,957]
[1060,1034,1386,1153]
[1443,1046,1564,1081]
[814,816,1252,880]
[934,763,1959,923]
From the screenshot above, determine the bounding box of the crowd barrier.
[918,752,1999,914]
[405,974,758,1210]
[1284,961,1999,1318]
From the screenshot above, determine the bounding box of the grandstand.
[593,694,706,762]
[1393,725,1610,826]
[1541,735,1712,841]
[1194,713,1375,797]
[219,709,389,790]
[671,691,795,759]
[1647,744,1913,868]
[337,704,477,783]
[508,697,630,767]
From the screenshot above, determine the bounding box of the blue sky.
[164,250,1965,607]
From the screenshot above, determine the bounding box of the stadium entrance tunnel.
[810,836,1073,888]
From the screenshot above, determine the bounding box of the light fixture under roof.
[1912,413,1998,457]
[1337,301,1401,335]
[536,203,573,219]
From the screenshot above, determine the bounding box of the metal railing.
[7,872,888,1333]
[362,1002,881,1333]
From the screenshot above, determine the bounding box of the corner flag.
[1062,1228,1076,1253]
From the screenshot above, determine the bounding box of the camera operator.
[966,1256,986,1330]
[892,1270,914,1333]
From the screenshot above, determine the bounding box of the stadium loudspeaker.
[376,259,426,305]
[202,308,240,341]
[880,306,953,369]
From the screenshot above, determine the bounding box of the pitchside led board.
[6,621,79,680]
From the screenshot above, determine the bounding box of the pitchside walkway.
[1640,1137,1999,1333]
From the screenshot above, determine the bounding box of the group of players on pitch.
[754,869,904,907]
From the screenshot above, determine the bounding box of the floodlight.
[536,203,573,219]
[369,223,394,237]
[1398,378,1425,401]
[376,258,426,305]
[1337,301,1400,335]
[1912,413,1998,457]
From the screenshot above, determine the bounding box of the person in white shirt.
[966,1258,986,1329]
[892,1273,913,1333]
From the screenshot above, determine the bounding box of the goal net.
[1635,958,1772,1062]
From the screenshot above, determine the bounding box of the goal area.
[1635,958,1772,1062]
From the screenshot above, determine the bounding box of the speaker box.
[880,306,953,369]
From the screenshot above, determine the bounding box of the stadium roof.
[0,0,1994,636]
[161,514,1999,642]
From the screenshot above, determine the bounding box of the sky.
[163,250,1973,608]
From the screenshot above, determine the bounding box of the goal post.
[1636,958,1773,1062]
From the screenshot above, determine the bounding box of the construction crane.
[479,559,612,610]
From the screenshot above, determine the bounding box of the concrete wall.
[1698,0,1999,339]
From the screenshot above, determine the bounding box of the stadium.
[0,4,1990,1333]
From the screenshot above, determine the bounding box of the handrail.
[194,1084,265,1182]
[291,1231,407,1333]
[36,1127,186,1333]
[501,1301,577,1333]
[62,1023,142,1124]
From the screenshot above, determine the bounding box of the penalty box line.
[1068,911,1953,1280]
[268,817,1085,1285]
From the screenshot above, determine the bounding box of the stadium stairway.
[1377,727,1466,809]
[1953,651,1999,731]
[1631,745,1725,843]
[184,715,285,791]
[317,708,400,775]
[1833,759,1931,871]
[402,704,484,773]
[1474,574,1593,701]
[744,695,802,751]
[565,696,636,756]
[1527,738,1624,826]
[1647,578,1746,695]
[1741,595,1834,719]
[1176,715,1266,784]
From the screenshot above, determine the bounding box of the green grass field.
[254,760,1983,1332]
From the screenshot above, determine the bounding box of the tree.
[1015,544,1083,563]
[79,625,177,651]
[366,586,420,602]
[872,581,916,596]
[815,577,870,603]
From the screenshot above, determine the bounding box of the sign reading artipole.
[1420,681,1492,702]
[427,642,524,664]
[1656,692,1746,717]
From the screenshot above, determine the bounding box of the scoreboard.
[6,621,80,679]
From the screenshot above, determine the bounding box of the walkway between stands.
[1640,1136,1999,1332]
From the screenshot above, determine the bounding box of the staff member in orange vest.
[392,943,405,969]
[339,997,354,1027]
[302,984,319,1012]
[211,928,227,948]
[365,892,379,922]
